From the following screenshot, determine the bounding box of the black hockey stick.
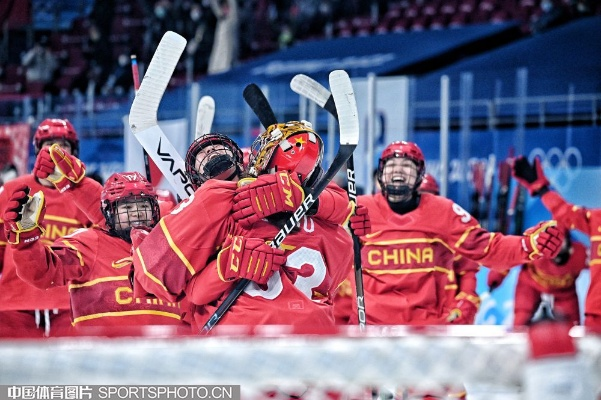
[243,83,278,128]
[201,71,360,334]
[290,73,366,330]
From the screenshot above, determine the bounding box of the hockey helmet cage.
[33,118,79,156]
[377,141,426,195]
[100,172,160,241]
[185,133,243,189]
[248,120,324,188]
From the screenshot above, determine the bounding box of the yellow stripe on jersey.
[73,309,181,324]
[136,246,170,294]
[160,218,196,275]
[69,275,129,289]
[57,240,85,266]
[364,266,453,275]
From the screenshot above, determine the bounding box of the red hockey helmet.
[377,141,426,195]
[248,121,323,187]
[33,118,79,156]
[100,172,160,241]
[418,173,440,195]
[185,133,243,189]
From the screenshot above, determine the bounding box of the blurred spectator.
[81,22,113,94]
[101,53,134,96]
[20,36,59,95]
[278,23,294,49]
[569,0,594,18]
[207,0,239,74]
[183,2,214,76]
[531,0,571,34]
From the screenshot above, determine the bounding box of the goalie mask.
[33,118,79,156]
[248,120,323,188]
[377,141,425,201]
[185,133,244,189]
[100,172,160,242]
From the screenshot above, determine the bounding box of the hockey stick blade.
[129,31,194,198]
[243,83,278,128]
[329,70,359,145]
[195,95,215,139]
[292,72,366,329]
[201,73,360,334]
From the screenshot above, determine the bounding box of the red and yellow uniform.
[0,175,94,332]
[353,192,538,325]
[188,216,353,327]
[12,226,184,328]
[133,179,352,304]
[540,190,599,327]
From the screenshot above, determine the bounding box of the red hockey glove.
[349,204,371,236]
[447,292,480,324]
[487,269,508,292]
[232,171,305,229]
[33,144,86,192]
[521,220,564,260]
[4,186,46,246]
[130,226,152,249]
[512,156,549,196]
[217,235,286,285]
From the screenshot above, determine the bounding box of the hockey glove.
[217,235,286,285]
[521,220,564,260]
[232,171,305,229]
[349,204,371,236]
[487,269,508,292]
[33,144,86,192]
[512,156,549,196]
[4,186,46,246]
[447,291,480,324]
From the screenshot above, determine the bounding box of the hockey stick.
[129,31,195,199]
[195,95,215,139]
[243,83,278,128]
[131,54,153,184]
[290,73,366,330]
[201,70,360,334]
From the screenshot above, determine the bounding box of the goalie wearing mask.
[0,119,96,336]
[133,122,363,328]
[4,170,186,330]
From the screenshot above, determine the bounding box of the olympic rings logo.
[528,146,582,192]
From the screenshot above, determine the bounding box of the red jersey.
[540,190,599,327]
[353,192,535,325]
[188,215,353,328]
[13,227,184,327]
[0,175,94,311]
[133,180,352,304]
[513,240,587,325]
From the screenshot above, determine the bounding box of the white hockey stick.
[195,95,215,139]
[291,73,366,329]
[129,31,195,199]
[201,70,360,333]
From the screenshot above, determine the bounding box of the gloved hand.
[522,220,564,260]
[349,204,371,236]
[217,235,286,285]
[447,292,480,324]
[512,156,549,196]
[130,226,153,249]
[487,269,508,292]
[4,186,46,246]
[33,144,86,192]
[232,171,304,229]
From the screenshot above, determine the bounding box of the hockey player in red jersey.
[5,168,185,330]
[416,173,481,324]
[352,141,564,326]
[511,155,598,328]
[133,127,354,319]
[488,229,588,326]
[186,121,354,327]
[0,119,96,336]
